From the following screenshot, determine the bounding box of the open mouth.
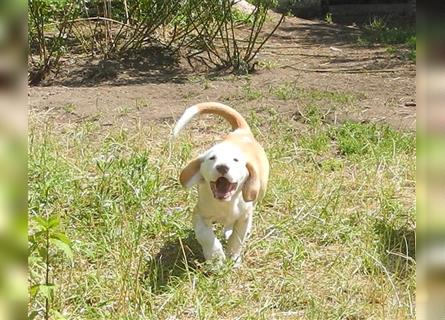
[210,177,237,200]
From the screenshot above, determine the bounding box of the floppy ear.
[242,161,261,202]
[179,156,204,188]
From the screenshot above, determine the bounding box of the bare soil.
[29,14,416,130]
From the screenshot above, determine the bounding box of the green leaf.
[28,311,39,320]
[51,232,71,245]
[28,255,44,265]
[29,285,40,299]
[32,215,60,231]
[50,238,73,261]
[53,310,67,320]
[37,246,48,261]
[33,216,49,231]
[47,215,60,229]
[38,284,55,300]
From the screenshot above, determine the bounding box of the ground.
[28,14,416,320]
[29,15,415,131]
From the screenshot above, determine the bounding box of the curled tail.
[173,102,250,137]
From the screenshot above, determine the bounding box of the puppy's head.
[180,142,259,202]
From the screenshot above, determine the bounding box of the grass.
[358,17,416,61]
[62,103,76,114]
[258,59,280,71]
[134,98,151,110]
[232,8,255,25]
[118,106,132,117]
[271,82,359,106]
[28,101,415,319]
[241,81,263,101]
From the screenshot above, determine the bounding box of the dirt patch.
[29,14,415,130]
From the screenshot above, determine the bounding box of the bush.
[28,0,81,84]
[28,0,285,82]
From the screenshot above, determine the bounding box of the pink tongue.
[216,177,231,193]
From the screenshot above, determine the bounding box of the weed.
[203,78,213,90]
[271,82,296,100]
[118,106,131,117]
[241,82,263,101]
[180,92,198,101]
[324,12,333,24]
[62,103,76,114]
[258,59,279,70]
[135,99,151,110]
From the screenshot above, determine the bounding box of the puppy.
[173,102,269,266]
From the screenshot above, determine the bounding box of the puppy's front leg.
[227,209,253,265]
[192,213,225,262]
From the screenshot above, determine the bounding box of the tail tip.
[172,126,180,138]
[172,105,199,137]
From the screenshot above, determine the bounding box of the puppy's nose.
[216,164,229,175]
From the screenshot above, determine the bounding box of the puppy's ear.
[242,161,260,202]
[179,155,204,188]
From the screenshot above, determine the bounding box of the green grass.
[62,103,76,114]
[271,82,358,105]
[332,121,415,158]
[118,106,132,117]
[28,104,415,319]
[135,98,151,110]
[358,17,416,61]
[258,59,279,71]
[232,8,254,25]
[241,81,263,101]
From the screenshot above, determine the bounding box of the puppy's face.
[200,142,249,201]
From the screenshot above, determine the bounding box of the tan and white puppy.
[173,102,269,265]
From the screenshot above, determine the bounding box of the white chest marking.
[197,183,252,226]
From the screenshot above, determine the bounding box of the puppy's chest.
[197,189,251,224]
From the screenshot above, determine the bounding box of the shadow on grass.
[374,220,415,277]
[143,230,205,294]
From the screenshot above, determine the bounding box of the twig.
[244,7,267,60]
[247,13,285,63]
[123,0,129,25]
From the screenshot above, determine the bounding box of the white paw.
[204,247,226,262]
[229,254,242,268]
[202,250,226,272]
[224,227,233,240]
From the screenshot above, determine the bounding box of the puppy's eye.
[209,156,216,160]
[233,158,239,162]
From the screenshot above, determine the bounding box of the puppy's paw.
[229,254,242,268]
[223,227,233,240]
[202,255,226,273]
[203,247,225,262]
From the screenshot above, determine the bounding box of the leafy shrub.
[28,0,284,82]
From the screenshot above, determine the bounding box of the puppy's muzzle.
[210,176,238,201]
